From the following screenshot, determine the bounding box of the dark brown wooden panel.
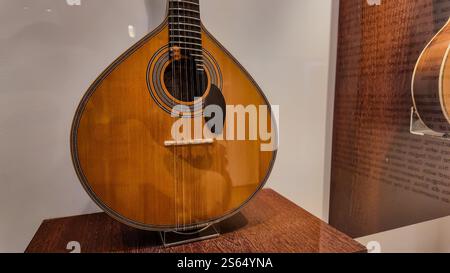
[25,189,365,253]
[330,0,450,237]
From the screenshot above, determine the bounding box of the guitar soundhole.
[163,58,208,103]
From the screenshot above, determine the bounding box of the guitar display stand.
[159,225,220,247]
[410,107,450,139]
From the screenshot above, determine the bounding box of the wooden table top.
[25,189,366,253]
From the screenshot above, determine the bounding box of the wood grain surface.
[25,189,366,253]
[330,0,450,238]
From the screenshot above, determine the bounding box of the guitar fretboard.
[168,0,202,66]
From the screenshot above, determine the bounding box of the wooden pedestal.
[25,189,366,253]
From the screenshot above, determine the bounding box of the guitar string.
[188,0,197,229]
[193,0,200,230]
[174,0,182,230]
[188,0,198,229]
[187,0,191,230]
[178,0,189,230]
[197,0,203,230]
[178,0,185,230]
[190,0,199,229]
[185,0,192,229]
[173,0,202,231]
[175,0,182,230]
[183,0,192,227]
[190,0,201,227]
[177,0,186,230]
[170,0,178,231]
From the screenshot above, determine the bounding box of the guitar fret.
[170,0,199,6]
[170,41,202,47]
[170,35,202,41]
[177,47,203,52]
[169,15,200,21]
[171,29,202,35]
[169,8,199,14]
[169,22,201,28]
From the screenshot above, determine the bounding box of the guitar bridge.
[164,139,214,147]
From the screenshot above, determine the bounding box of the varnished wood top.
[25,189,365,253]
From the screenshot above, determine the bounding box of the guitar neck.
[168,0,202,56]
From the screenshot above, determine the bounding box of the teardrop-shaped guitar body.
[71,2,277,231]
[412,17,450,133]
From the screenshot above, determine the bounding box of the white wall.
[0,0,337,252]
[201,0,338,221]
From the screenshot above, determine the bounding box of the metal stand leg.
[159,225,220,248]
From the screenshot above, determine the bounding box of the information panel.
[330,0,450,237]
